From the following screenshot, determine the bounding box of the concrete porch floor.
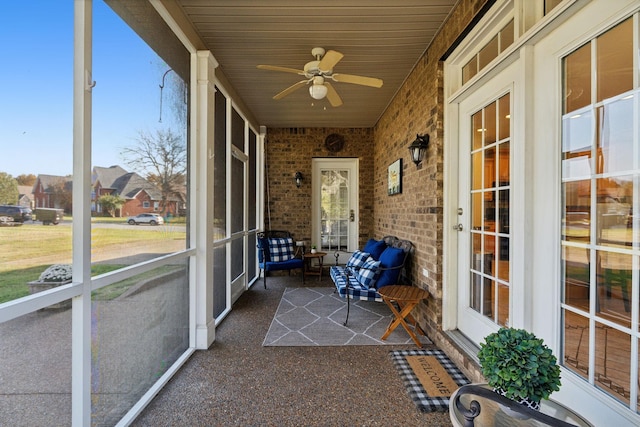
[132,274,453,426]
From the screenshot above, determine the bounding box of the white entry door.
[455,64,517,344]
[311,158,359,264]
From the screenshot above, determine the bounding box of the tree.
[15,174,36,186]
[121,129,186,215]
[47,176,73,213]
[0,172,18,205]
[97,194,126,217]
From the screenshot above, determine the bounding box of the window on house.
[143,201,150,209]
[561,16,638,412]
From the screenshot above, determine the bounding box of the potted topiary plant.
[477,327,561,412]
[311,245,317,254]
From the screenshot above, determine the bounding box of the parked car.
[34,208,64,225]
[127,213,164,226]
[0,205,32,222]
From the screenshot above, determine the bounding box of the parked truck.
[34,208,64,225]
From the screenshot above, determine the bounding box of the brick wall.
[374,0,491,382]
[263,127,374,247]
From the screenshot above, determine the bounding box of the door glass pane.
[500,20,514,52]
[471,152,482,190]
[463,57,478,84]
[596,251,631,326]
[469,97,510,324]
[484,102,497,145]
[595,323,630,405]
[562,245,590,311]
[478,34,499,70]
[597,18,632,102]
[497,283,509,326]
[596,176,632,249]
[562,111,594,180]
[596,97,634,174]
[321,170,349,251]
[498,94,511,141]
[563,180,591,243]
[484,147,496,188]
[472,111,483,150]
[564,43,591,114]
[563,310,590,380]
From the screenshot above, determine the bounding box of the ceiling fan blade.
[257,64,305,75]
[331,73,383,88]
[324,83,343,107]
[273,80,308,100]
[318,50,344,72]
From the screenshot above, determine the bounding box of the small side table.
[303,252,327,282]
[378,285,430,347]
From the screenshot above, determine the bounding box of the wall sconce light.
[408,134,429,167]
[294,171,303,188]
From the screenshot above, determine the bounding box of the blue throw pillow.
[363,239,387,260]
[268,237,294,262]
[346,250,370,269]
[355,257,381,289]
[376,246,405,288]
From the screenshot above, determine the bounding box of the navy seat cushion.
[363,238,387,260]
[257,237,271,263]
[376,246,406,288]
[261,258,303,272]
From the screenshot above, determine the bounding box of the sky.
[0,1,181,179]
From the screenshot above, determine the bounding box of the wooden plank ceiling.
[175,0,458,128]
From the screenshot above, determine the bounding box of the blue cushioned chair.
[330,236,414,325]
[257,230,304,289]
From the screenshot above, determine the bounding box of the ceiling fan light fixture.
[309,84,327,100]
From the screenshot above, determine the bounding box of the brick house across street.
[32,174,72,211]
[92,165,180,217]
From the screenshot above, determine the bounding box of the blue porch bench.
[330,236,414,325]
[257,230,304,289]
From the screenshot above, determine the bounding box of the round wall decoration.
[324,133,345,152]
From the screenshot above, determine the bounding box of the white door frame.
[311,158,359,264]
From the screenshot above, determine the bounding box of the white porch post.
[194,51,218,348]
[72,0,93,425]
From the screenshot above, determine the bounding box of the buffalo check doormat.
[390,348,470,412]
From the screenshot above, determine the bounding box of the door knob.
[453,223,463,231]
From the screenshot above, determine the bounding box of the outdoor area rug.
[390,348,470,412]
[263,287,433,346]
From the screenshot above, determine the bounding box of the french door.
[311,158,358,264]
[456,65,516,344]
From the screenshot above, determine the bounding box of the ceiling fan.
[257,47,383,107]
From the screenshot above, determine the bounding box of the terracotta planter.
[28,280,72,309]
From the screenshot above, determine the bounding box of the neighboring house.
[32,174,72,212]
[17,185,33,209]
[92,165,179,217]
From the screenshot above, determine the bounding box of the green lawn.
[0,222,186,303]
